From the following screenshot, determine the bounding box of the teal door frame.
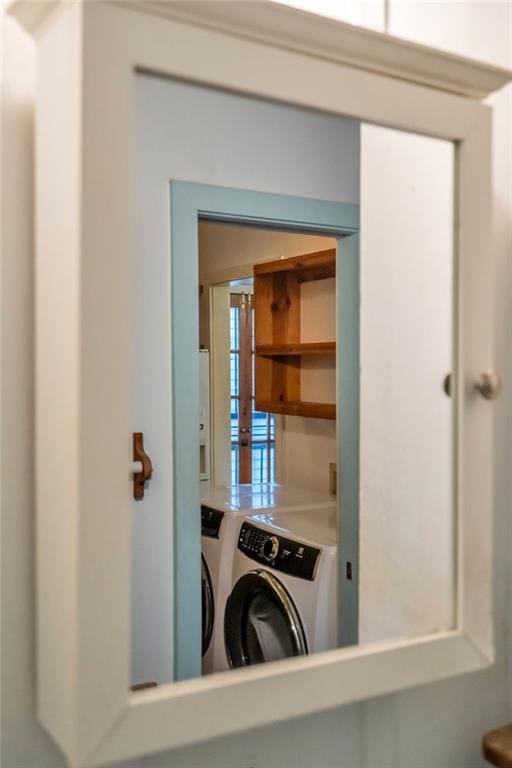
[170,181,359,680]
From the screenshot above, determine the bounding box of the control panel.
[201,505,224,539]
[238,522,320,581]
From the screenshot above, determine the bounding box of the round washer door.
[201,554,214,657]
[224,570,307,668]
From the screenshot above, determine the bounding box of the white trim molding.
[8,1,503,765]
[9,0,512,98]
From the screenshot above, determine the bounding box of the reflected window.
[230,295,276,484]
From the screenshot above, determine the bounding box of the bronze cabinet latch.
[133,432,153,500]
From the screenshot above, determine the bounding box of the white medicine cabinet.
[9,1,511,766]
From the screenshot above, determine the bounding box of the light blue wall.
[131,73,360,685]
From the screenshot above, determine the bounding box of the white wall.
[1,11,66,767]
[132,75,359,685]
[2,4,511,768]
[274,0,385,30]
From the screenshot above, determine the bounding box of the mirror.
[131,72,454,688]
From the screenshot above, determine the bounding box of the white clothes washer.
[200,484,336,675]
[224,506,338,669]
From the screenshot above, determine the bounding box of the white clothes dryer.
[224,506,338,669]
[200,484,336,675]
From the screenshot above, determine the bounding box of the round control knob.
[262,536,279,561]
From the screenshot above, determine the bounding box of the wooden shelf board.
[296,264,335,283]
[255,399,336,420]
[256,342,335,356]
[253,248,335,277]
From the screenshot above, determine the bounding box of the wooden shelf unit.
[253,248,336,420]
[256,400,336,420]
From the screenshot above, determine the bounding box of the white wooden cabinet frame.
[9,1,511,765]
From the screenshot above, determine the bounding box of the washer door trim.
[201,555,214,657]
[224,570,308,668]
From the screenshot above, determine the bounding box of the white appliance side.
[131,74,360,685]
[199,350,211,485]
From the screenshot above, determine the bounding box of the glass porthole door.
[224,570,307,667]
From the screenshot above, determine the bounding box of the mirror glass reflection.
[200,222,339,674]
[131,72,454,689]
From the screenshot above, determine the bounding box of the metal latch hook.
[133,432,153,500]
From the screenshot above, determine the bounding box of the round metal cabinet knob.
[476,371,502,401]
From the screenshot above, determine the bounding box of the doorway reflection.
[199,222,339,675]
